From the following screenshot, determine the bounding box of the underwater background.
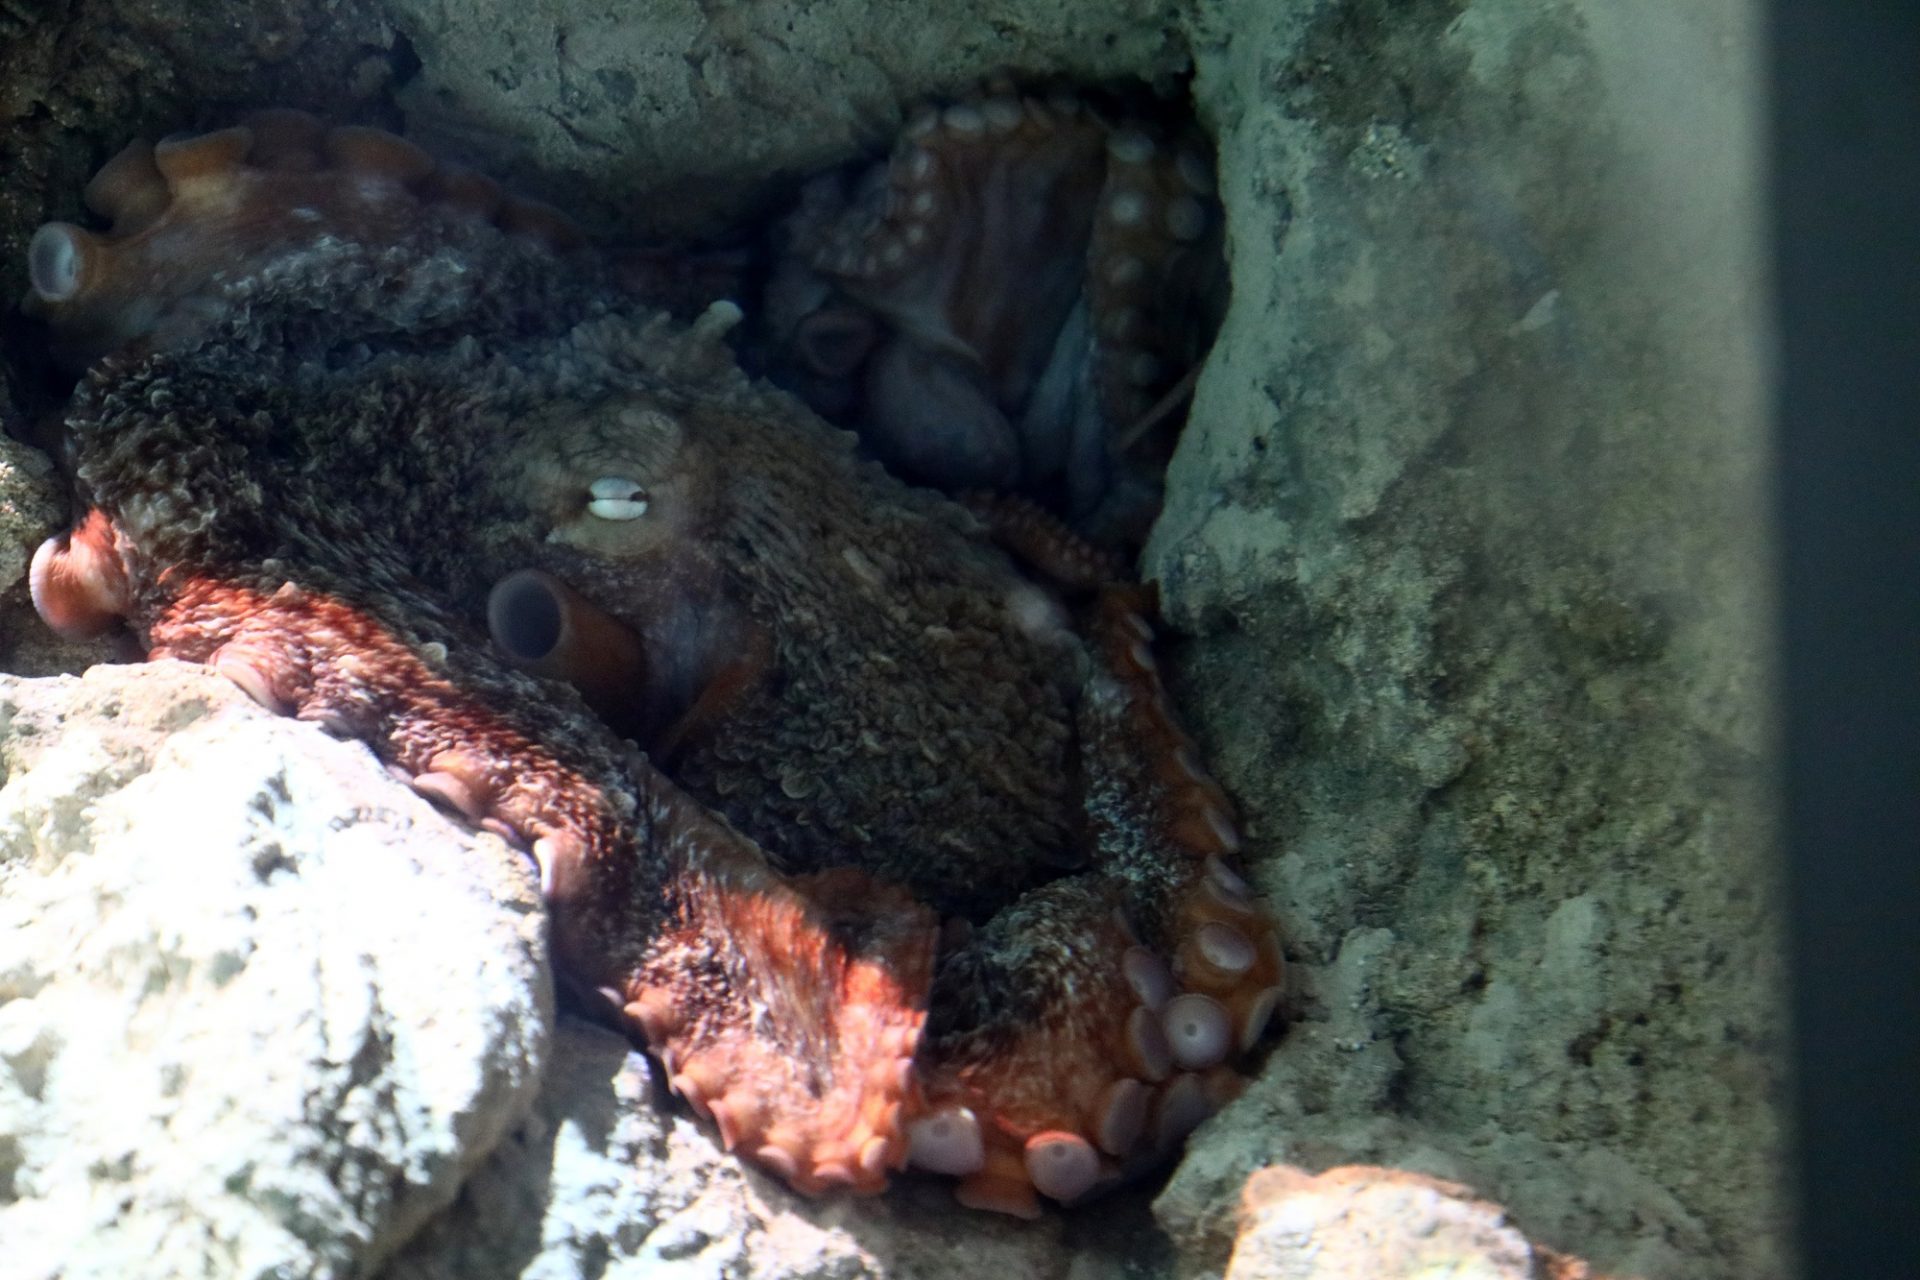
[0,1,1780,1276]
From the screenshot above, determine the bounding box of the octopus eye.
[586,476,649,521]
[28,223,88,302]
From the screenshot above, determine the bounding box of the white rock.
[0,661,551,1280]
[1228,1166,1589,1280]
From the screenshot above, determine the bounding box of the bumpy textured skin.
[760,83,1228,548]
[23,109,1278,1218]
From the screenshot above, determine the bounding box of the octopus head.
[491,394,741,743]
[515,396,698,561]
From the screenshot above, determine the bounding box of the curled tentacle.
[959,490,1132,592]
[29,509,131,640]
[22,112,589,367]
[761,83,1229,546]
[899,586,1283,1215]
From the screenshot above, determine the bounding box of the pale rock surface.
[383,0,1195,238]
[1227,1165,1590,1280]
[1153,1,1782,1278]
[0,662,551,1280]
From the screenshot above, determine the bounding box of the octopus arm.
[617,810,937,1194]
[32,521,937,1196]
[22,110,585,368]
[910,587,1287,1218]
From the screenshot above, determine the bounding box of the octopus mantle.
[19,104,1281,1219]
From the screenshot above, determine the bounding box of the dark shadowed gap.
[1770,4,1920,1277]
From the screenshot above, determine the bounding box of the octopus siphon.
[17,94,1280,1219]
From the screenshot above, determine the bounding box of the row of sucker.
[1090,586,1287,1056]
[605,855,935,1196]
[807,85,1105,295]
[1086,124,1221,446]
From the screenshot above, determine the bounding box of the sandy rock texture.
[1149,1,1781,1278]
[0,0,1781,1277]
[0,662,550,1280]
[0,422,58,600]
[1228,1165,1593,1280]
[384,0,1196,238]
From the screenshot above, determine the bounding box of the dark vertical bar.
[1771,4,1920,1277]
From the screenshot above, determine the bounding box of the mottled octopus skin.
[761,83,1228,548]
[22,110,1280,1218]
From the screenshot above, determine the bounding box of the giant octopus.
[17,94,1281,1219]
